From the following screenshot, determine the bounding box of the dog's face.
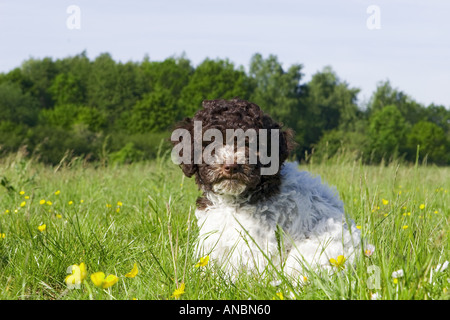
[171,99,294,203]
[198,144,260,196]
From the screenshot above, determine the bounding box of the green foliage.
[129,89,177,133]
[298,67,361,157]
[367,105,408,163]
[109,142,144,164]
[48,73,84,105]
[179,58,252,117]
[249,53,303,129]
[0,82,39,126]
[406,121,449,164]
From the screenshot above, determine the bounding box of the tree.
[141,55,193,99]
[48,72,84,105]
[368,80,425,125]
[129,88,177,133]
[0,81,39,126]
[366,105,408,163]
[20,57,58,109]
[300,66,360,156]
[248,53,304,130]
[178,58,252,117]
[406,121,448,165]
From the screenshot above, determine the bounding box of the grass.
[0,150,449,300]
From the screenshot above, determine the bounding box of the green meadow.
[0,150,448,300]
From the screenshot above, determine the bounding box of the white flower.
[364,244,375,257]
[370,292,381,300]
[435,261,449,273]
[270,280,282,287]
[392,269,404,278]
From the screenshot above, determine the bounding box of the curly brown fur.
[171,98,295,207]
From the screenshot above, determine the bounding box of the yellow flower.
[382,199,389,205]
[4,209,9,214]
[19,190,25,195]
[68,201,73,205]
[46,201,52,206]
[56,214,62,219]
[39,199,46,205]
[25,196,30,199]
[402,225,408,230]
[117,201,123,207]
[80,200,84,203]
[0,233,5,239]
[419,204,425,210]
[106,204,112,208]
[356,225,362,230]
[329,255,346,269]
[116,207,120,213]
[195,255,210,268]
[125,263,139,278]
[65,263,87,288]
[38,224,46,232]
[91,272,119,289]
[171,282,185,299]
[272,291,284,300]
[54,190,60,195]
[434,210,439,214]
[20,201,26,207]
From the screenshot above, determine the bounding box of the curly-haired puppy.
[171,98,360,278]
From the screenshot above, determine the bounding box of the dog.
[171,98,360,279]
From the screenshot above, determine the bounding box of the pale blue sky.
[1,0,449,107]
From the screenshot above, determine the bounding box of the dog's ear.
[170,117,198,178]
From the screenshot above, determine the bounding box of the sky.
[1,0,449,108]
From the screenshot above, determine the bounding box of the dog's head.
[171,98,295,203]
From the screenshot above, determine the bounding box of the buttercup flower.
[329,255,346,269]
[65,263,87,288]
[382,199,389,205]
[39,199,46,205]
[171,282,186,299]
[38,224,46,232]
[125,263,139,278]
[20,201,26,207]
[55,190,60,195]
[195,255,210,268]
[68,201,73,205]
[91,272,119,289]
[273,292,284,300]
[0,233,5,239]
[419,204,425,210]
[19,191,25,195]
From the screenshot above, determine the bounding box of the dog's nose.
[223,163,239,174]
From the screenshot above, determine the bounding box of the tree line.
[0,51,449,165]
